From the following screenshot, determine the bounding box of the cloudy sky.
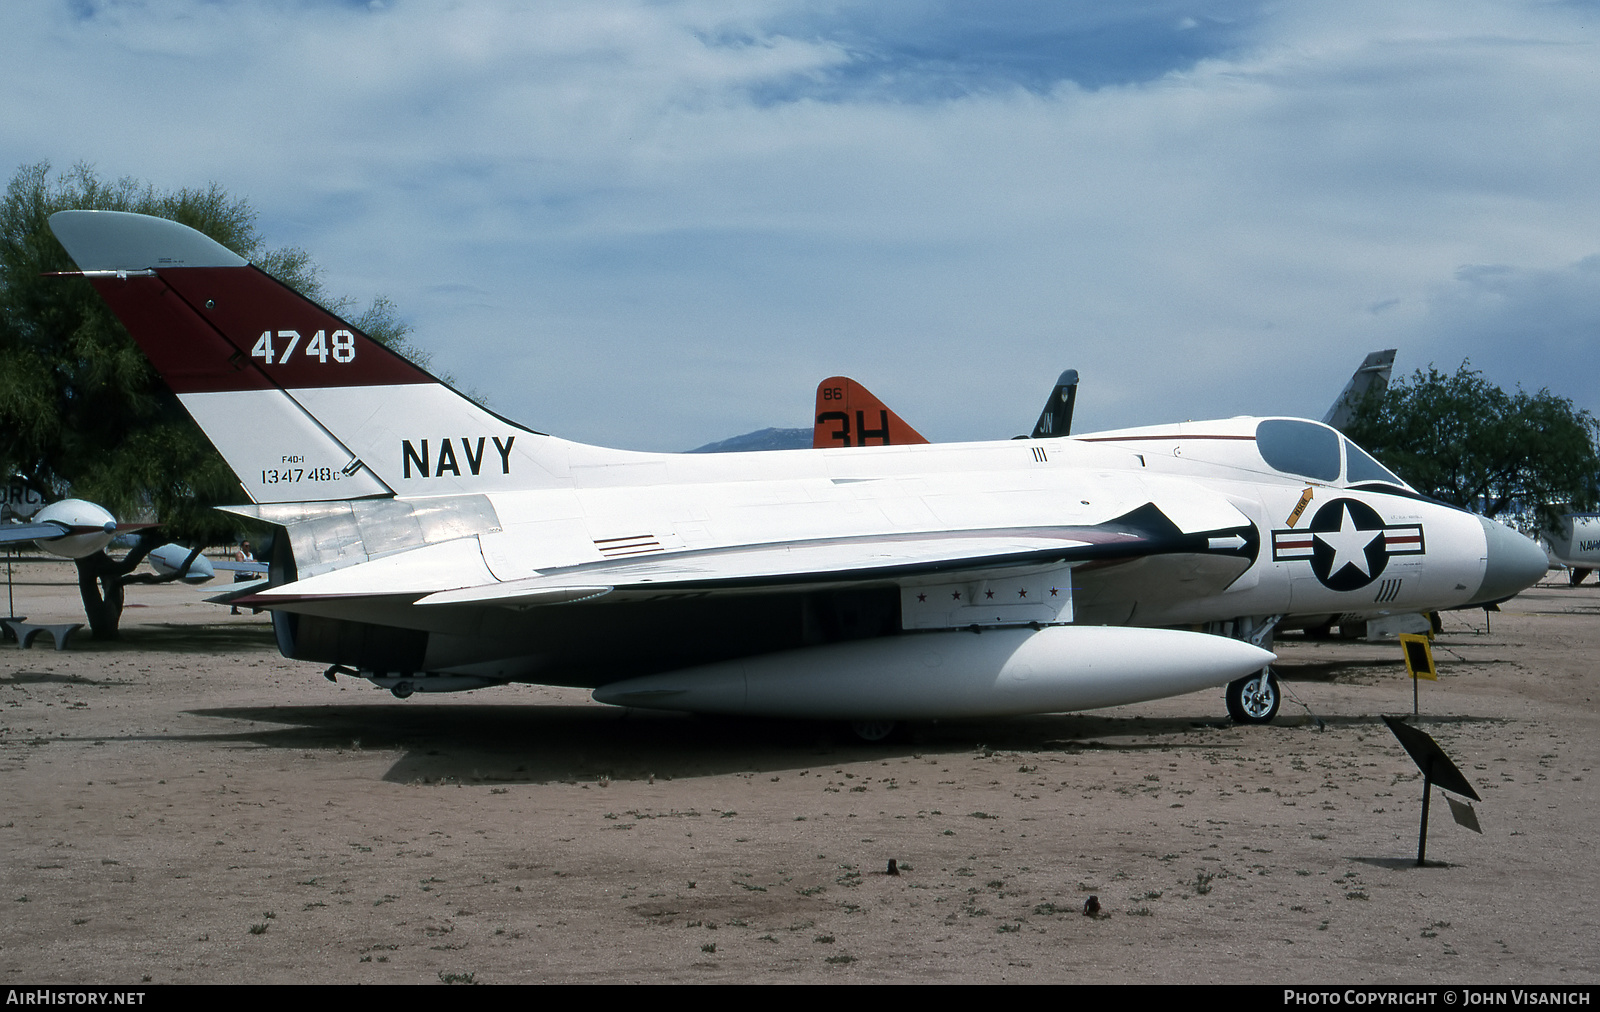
[6,0,1600,450]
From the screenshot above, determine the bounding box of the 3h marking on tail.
[402,437,516,478]
[816,410,892,446]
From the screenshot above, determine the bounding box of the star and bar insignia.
[1271,498,1425,592]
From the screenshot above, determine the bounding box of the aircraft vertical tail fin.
[1322,350,1396,430]
[1029,369,1079,438]
[812,376,930,448]
[49,210,565,503]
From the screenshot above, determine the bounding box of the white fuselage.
[251,416,1504,674]
[1543,513,1600,571]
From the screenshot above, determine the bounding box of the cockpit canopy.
[1254,418,1405,488]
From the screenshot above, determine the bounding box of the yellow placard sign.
[1399,633,1437,681]
[1285,487,1314,528]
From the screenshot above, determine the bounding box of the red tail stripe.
[156,267,435,390]
[90,276,274,394]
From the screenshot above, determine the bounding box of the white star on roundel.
[1314,503,1381,578]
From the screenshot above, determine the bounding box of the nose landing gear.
[1225,669,1280,724]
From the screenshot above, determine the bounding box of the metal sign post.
[1382,715,1482,866]
[1399,633,1436,716]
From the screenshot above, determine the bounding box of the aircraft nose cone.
[1467,517,1550,606]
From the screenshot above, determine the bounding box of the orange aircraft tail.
[813,377,930,448]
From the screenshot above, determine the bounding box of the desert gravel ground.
[0,558,1595,984]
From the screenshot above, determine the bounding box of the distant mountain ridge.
[689,427,811,453]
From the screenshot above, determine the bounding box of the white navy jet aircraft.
[1541,513,1600,585]
[47,211,1548,732]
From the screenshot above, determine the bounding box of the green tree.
[0,161,419,637]
[1341,361,1600,526]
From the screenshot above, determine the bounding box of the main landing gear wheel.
[850,720,899,743]
[1226,670,1280,724]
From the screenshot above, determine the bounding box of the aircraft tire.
[849,720,900,743]
[1225,671,1280,724]
[1570,568,1591,586]
[391,681,415,699]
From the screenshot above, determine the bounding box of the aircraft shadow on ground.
[171,704,1482,785]
[173,705,1251,784]
[1276,655,1504,683]
[1276,659,1395,682]
[53,621,278,655]
[0,670,123,686]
